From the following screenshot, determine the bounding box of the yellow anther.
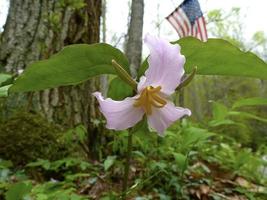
[147,86,161,93]
[134,86,167,115]
[151,93,167,105]
[150,100,165,108]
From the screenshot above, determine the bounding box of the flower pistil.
[133,86,167,115]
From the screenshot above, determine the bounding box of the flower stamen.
[133,86,167,115]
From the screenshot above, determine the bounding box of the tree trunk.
[0,0,102,159]
[100,0,108,97]
[125,0,144,77]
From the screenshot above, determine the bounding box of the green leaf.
[5,182,32,200]
[10,43,129,92]
[104,156,116,171]
[228,111,267,123]
[176,66,197,91]
[0,74,13,88]
[212,102,229,121]
[0,74,12,86]
[176,37,267,79]
[107,77,133,100]
[232,97,267,109]
[137,58,148,79]
[132,118,149,134]
[0,159,13,169]
[74,125,87,143]
[27,159,51,170]
[208,119,246,128]
[0,84,12,97]
[172,152,187,170]
[182,127,214,150]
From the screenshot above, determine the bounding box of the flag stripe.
[167,15,183,37]
[196,18,204,41]
[201,17,208,39]
[194,24,198,38]
[172,12,186,37]
[199,17,207,40]
[166,0,208,41]
[177,8,191,35]
[177,8,191,29]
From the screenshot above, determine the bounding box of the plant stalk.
[111,59,137,90]
[121,130,133,199]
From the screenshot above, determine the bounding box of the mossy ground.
[0,111,69,166]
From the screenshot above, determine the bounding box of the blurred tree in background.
[0,0,102,159]
[184,7,267,147]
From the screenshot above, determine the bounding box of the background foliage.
[0,4,267,200]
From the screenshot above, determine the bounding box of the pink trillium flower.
[93,34,191,135]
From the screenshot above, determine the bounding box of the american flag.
[166,0,208,41]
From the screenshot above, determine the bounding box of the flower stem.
[121,129,133,199]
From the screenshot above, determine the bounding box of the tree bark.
[0,0,102,159]
[125,0,144,77]
[100,0,108,97]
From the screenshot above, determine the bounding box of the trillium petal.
[137,76,147,92]
[144,34,185,95]
[147,101,191,135]
[93,92,144,130]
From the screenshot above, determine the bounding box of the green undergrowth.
[0,97,266,200]
[0,119,266,200]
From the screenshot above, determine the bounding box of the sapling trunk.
[121,130,133,199]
